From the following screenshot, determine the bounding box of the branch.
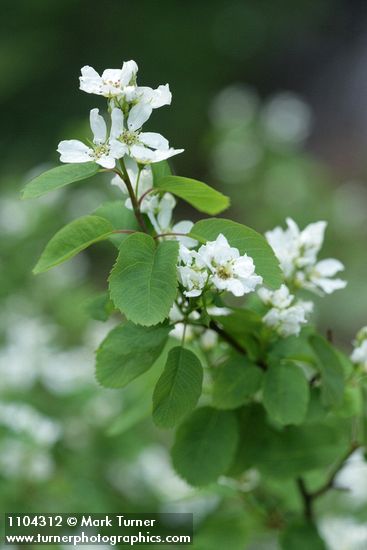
[310,442,359,498]
[297,477,314,522]
[296,442,359,522]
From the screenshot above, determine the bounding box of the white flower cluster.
[258,284,313,337]
[177,234,263,298]
[58,60,183,168]
[351,326,367,371]
[266,218,346,295]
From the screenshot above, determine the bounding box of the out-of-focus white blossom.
[266,218,346,295]
[58,109,119,169]
[258,284,313,337]
[351,326,367,371]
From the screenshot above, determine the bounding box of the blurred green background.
[1,1,367,548]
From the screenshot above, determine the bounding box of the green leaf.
[33,215,114,274]
[263,363,309,425]
[84,291,115,322]
[153,347,203,428]
[232,404,349,478]
[151,160,172,182]
[194,510,248,550]
[280,521,326,550]
[309,335,345,408]
[190,218,282,288]
[213,354,263,410]
[95,322,170,388]
[21,162,99,199]
[155,176,230,215]
[281,522,325,549]
[94,201,139,248]
[109,233,179,326]
[171,407,239,486]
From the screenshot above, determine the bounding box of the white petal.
[145,148,184,163]
[130,144,156,163]
[96,155,115,169]
[79,66,102,94]
[139,132,169,150]
[157,193,176,230]
[314,277,347,294]
[111,174,127,194]
[227,278,246,297]
[57,140,92,163]
[315,258,344,277]
[120,60,138,87]
[128,103,153,131]
[150,84,172,108]
[109,139,127,159]
[110,108,124,138]
[172,220,197,248]
[90,109,107,144]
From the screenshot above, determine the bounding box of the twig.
[310,442,359,498]
[119,160,147,233]
[296,442,359,522]
[138,187,155,207]
[297,478,314,522]
[154,232,190,240]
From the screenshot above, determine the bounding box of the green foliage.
[154,175,230,215]
[84,291,114,322]
[151,160,172,181]
[212,354,263,409]
[94,201,139,248]
[194,509,248,550]
[232,404,349,478]
[280,521,326,550]
[108,233,179,326]
[153,346,203,428]
[171,407,239,486]
[21,162,99,199]
[95,322,170,388]
[309,334,345,407]
[33,215,114,274]
[263,362,309,425]
[190,218,282,288]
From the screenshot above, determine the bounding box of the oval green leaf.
[213,355,263,410]
[108,233,179,326]
[171,406,239,486]
[33,215,114,274]
[21,162,99,199]
[155,176,230,215]
[96,322,170,388]
[153,347,203,428]
[190,218,282,288]
[263,362,309,425]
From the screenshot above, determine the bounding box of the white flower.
[198,234,263,297]
[351,326,367,371]
[258,284,313,337]
[79,61,172,110]
[266,218,346,295]
[79,61,138,98]
[57,108,117,169]
[109,107,183,164]
[296,258,347,295]
[177,245,208,298]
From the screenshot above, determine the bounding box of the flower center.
[119,130,140,146]
[217,265,232,280]
[93,144,110,158]
[104,79,121,89]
